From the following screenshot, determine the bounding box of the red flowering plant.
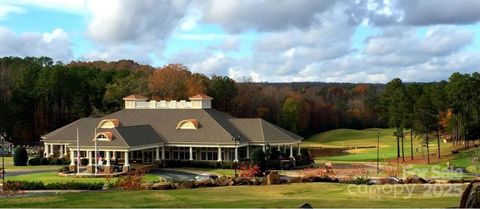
[239,164,261,177]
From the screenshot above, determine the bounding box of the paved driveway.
[149,169,199,181]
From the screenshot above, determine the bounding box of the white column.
[289,145,294,158]
[155,146,160,161]
[64,145,67,156]
[59,145,64,158]
[263,145,266,152]
[44,143,49,157]
[112,151,117,161]
[234,147,238,162]
[161,145,165,160]
[70,150,75,165]
[217,147,222,162]
[124,151,129,166]
[189,147,193,161]
[297,143,301,156]
[49,144,54,156]
[88,151,92,165]
[106,151,111,166]
[246,146,250,159]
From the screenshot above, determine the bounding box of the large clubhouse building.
[41,94,303,172]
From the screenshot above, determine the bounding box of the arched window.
[176,119,200,129]
[97,119,120,129]
[93,132,113,141]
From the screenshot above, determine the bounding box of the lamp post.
[231,134,241,177]
[377,131,380,174]
[265,143,270,173]
[1,132,5,188]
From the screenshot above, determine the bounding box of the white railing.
[132,100,196,109]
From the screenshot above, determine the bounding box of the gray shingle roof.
[42,108,302,148]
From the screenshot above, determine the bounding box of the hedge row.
[5,180,103,190]
[28,157,71,166]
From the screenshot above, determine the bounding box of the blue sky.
[0,0,479,83]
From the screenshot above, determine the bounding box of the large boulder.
[377,177,401,184]
[266,171,281,185]
[298,203,313,208]
[460,181,480,208]
[140,182,153,190]
[151,182,174,190]
[250,177,264,185]
[405,175,427,184]
[178,181,195,189]
[215,176,232,186]
[288,176,302,184]
[194,178,216,187]
[234,177,251,185]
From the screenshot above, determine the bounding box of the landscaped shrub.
[13,147,28,166]
[28,157,41,166]
[2,181,22,196]
[53,158,63,165]
[350,176,372,185]
[40,157,50,165]
[239,164,261,177]
[162,160,237,169]
[5,180,103,190]
[45,181,103,190]
[116,169,146,190]
[251,148,265,170]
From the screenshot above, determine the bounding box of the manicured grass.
[1,183,465,208]
[6,172,162,184]
[304,128,454,162]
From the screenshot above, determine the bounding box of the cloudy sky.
[0,0,479,83]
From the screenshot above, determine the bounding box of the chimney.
[189,94,213,109]
[122,94,147,109]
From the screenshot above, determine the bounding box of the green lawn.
[304,128,454,162]
[1,183,465,208]
[6,172,162,184]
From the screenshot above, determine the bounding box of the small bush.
[251,148,266,170]
[53,158,63,165]
[40,157,50,165]
[116,169,146,190]
[13,147,28,166]
[5,180,103,190]
[2,181,22,196]
[239,164,261,177]
[45,181,103,190]
[350,176,372,185]
[28,157,41,166]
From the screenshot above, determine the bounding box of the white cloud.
[86,0,189,45]
[0,27,72,61]
[200,0,337,33]
[0,0,85,14]
[0,5,25,19]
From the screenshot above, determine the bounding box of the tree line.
[1,56,477,151]
[379,73,480,163]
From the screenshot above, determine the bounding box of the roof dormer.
[189,94,212,109]
[97,119,120,129]
[176,119,200,129]
[93,132,113,141]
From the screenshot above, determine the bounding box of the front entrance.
[143,150,153,163]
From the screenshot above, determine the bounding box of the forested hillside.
[0,56,478,147]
